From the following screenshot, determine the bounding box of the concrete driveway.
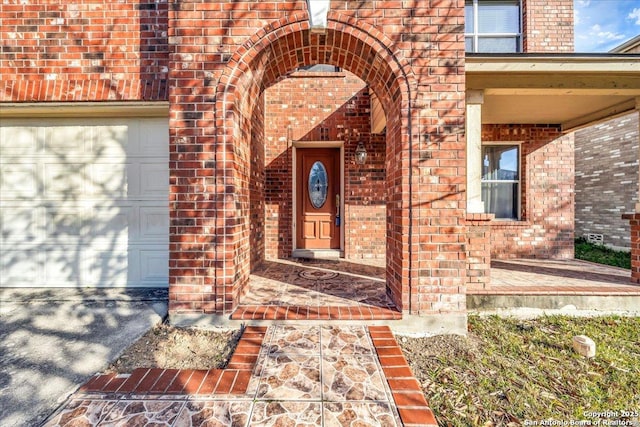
[0,288,167,427]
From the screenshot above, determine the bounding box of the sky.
[574,0,640,52]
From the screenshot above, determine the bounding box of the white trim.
[292,141,344,255]
[0,102,169,118]
[466,57,640,73]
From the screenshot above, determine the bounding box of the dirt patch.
[106,324,242,373]
[398,333,479,361]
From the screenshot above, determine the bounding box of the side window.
[482,144,520,219]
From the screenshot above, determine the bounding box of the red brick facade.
[1,1,594,319]
[523,0,574,52]
[622,214,640,284]
[0,0,169,101]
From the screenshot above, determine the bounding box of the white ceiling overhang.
[466,54,640,132]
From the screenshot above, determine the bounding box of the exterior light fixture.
[354,140,368,165]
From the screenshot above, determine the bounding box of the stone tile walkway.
[232,259,401,321]
[43,325,436,427]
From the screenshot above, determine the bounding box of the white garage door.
[0,117,169,288]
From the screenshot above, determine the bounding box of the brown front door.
[296,147,340,250]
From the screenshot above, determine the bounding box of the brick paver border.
[80,326,267,396]
[369,326,438,427]
[231,305,402,320]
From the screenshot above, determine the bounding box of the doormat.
[298,270,339,280]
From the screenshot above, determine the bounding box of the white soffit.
[466,55,640,131]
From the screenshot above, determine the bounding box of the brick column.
[622,213,640,284]
[466,213,494,290]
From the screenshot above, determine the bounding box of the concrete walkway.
[0,288,167,427]
[43,325,436,426]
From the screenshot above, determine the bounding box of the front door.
[296,147,340,250]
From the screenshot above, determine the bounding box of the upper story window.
[465,0,522,53]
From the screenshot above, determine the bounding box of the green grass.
[574,238,631,269]
[401,315,640,426]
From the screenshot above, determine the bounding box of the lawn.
[575,238,632,270]
[400,315,640,427]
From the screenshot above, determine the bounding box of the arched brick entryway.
[212,12,413,314]
[168,3,468,324]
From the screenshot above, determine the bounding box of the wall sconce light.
[354,140,368,165]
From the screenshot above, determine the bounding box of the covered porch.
[465,53,640,288]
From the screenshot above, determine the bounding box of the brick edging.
[79,326,267,396]
[369,326,438,427]
[231,305,402,320]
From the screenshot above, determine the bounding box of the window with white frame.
[482,144,520,219]
[465,0,522,53]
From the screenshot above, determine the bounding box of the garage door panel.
[43,249,82,286]
[91,125,130,157]
[0,125,39,153]
[139,163,169,197]
[139,122,169,157]
[139,249,169,284]
[90,162,130,198]
[0,163,38,198]
[85,248,130,286]
[45,126,89,155]
[0,206,40,243]
[140,207,169,241]
[44,162,87,197]
[45,207,86,241]
[89,206,135,247]
[0,247,41,285]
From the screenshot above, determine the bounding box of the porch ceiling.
[466,54,640,132]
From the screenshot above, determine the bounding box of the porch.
[232,258,640,322]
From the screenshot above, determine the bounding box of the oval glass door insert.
[308,161,328,208]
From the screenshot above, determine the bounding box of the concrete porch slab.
[468,259,640,313]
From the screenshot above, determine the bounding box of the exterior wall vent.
[586,233,604,245]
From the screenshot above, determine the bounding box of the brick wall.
[0,0,169,101]
[483,125,575,259]
[250,92,266,269]
[523,0,574,52]
[264,71,386,260]
[575,113,639,250]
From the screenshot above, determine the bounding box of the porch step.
[231,304,402,320]
[291,249,341,260]
[468,294,640,312]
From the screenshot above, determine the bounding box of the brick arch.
[212,12,417,314]
[218,11,415,123]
